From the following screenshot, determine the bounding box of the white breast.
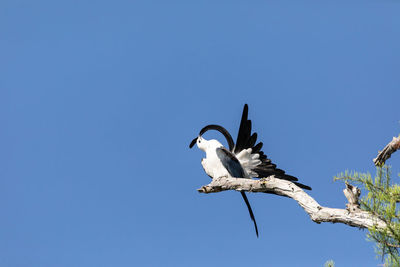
[201,149,230,179]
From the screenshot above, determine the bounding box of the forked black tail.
[240,192,259,237]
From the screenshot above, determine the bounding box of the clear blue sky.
[1,1,400,266]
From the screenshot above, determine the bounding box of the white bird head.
[196,136,223,152]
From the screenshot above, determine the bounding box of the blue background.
[1,1,399,266]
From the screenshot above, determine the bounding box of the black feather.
[294,182,312,190]
[189,137,198,148]
[240,192,259,237]
[198,124,234,151]
[216,147,245,178]
[253,142,263,153]
[247,133,257,148]
[234,104,251,154]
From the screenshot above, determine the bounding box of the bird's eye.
[198,139,201,143]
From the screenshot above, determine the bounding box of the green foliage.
[324,260,335,267]
[335,166,400,266]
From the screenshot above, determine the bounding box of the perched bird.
[189,104,311,237]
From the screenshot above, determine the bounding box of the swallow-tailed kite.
[189,104,311,237]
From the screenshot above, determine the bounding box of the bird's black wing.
[216,147,246,178]
[234,104,312,190]
[216,147,259,237]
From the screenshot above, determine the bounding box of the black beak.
[189,137,198,148]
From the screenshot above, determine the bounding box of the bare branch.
[373,136,400,166]
[343,182,361,212]
[198,176,387,229]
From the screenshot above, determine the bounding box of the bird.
[189,104,311,237]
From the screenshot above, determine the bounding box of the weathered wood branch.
[373,136,400,166]
[198,176,386,229]
[343,182,361,212]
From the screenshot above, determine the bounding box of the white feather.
[235,148,261,178]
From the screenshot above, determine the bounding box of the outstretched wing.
[234,104,312,190]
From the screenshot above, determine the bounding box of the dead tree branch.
[374,136,400,166]
[198,176,386,230]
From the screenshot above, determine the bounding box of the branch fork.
[373,136,400,166]
[343,182,361,212]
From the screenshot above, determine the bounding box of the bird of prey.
[189,104,311,237]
